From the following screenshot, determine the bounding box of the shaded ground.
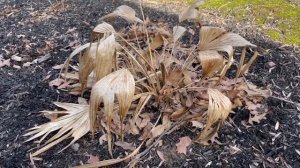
[0,0,299,167]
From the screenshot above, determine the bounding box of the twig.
[270,96,300,108]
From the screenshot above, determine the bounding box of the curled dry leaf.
[178,0,205,22]
[176,136,192,155]
[24,102,90,156]
[101,5,143,23]
[90,69,135,156]
[197,89,232,145]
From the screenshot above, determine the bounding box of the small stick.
[271,96,300,108]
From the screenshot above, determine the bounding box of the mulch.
[0,0,299,167]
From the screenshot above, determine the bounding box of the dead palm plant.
[25,1,271,167]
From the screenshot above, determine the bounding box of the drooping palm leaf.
[89,69,135,156]
[197,89,232,145]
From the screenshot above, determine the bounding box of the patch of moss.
[265,29,281,41]
[188,0,300,45]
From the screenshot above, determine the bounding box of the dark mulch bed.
[0,0,299,167]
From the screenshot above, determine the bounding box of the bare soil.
[0,0,299,167]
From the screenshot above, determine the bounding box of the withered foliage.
[25,1,271,167]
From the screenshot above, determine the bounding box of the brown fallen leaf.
[245,101,261,111]
[136,116,150,129]
[170,107,187,120]
[129,119,139,135]
[75,143,143,168]
[115,141,135,151]
[176,136,192,155]
[248,113,267,125]
[157,150,165,166]
[86,154,100,164]
[151,125,165,138]
[52,79,66,88]
[49,78,69,88]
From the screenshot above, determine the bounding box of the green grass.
[188,0,300,45]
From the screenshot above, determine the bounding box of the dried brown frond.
[24,102,89,156]
[199,26,256,55]
[94,34,116,81]
[79,43,97,91]
[89,69,135,156]
[199,26,256,78]
[197,89,232,145]
[101,5,143,23]
[198,50,224,78]
[62,43,90,77]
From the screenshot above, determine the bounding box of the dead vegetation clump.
[25,1,271,167]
